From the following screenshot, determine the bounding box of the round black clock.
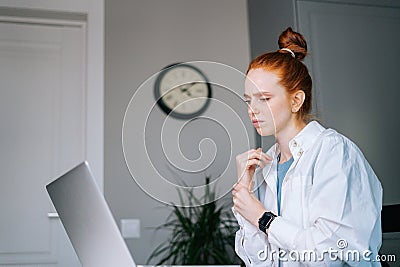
[154,63,212,119]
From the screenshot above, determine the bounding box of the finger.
[261,152,273,161]
[235,183,248,193]
[251,151,272,167]
[233,182,244,192]
[245,159,262,168]
[237,151,264,166]
[232,186,238,195]
[248,149,263,159]
[254,148,273,161]
[236,151,256,165]
[245,150,269,164]
[233,198,241,209]
[233,199,239,208]
[238,149,257,159]
[233,181,243,190]
[248,179,255,192]
[238,186,252,197]
[259,154,272,166]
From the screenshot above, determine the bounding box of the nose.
[247,101,259,117]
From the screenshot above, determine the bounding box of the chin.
[256,127,274,137]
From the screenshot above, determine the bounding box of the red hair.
[247,27,314,122]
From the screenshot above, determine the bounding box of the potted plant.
[147,176,241,265]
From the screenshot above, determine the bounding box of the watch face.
[154,63,212,119]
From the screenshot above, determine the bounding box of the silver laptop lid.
[46,161,136,267]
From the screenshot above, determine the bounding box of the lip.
[252,120,264,126]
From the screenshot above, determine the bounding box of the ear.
[291,90,305,113]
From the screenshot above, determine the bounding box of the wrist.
[253,209,267,226]
[258,211,277,234]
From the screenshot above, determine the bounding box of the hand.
[235,148,272,188]
[179,82,197,97]
[232,181,267,227]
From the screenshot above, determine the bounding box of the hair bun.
[278,27,308,60]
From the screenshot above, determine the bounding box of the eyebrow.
[243,92,272,98]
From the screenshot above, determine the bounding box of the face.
[244,68,293,137]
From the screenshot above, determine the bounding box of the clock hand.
[179,87,192,97]
[186,81,198,87]
[179,82,197,91]
[176,82,197,98]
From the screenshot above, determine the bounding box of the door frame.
[0,1,104,189]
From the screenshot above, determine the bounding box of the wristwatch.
[258,211,277,233]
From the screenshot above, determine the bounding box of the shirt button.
[293,141,297,147]
[297,151,303,156]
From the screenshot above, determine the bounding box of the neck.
[276,119,306,162]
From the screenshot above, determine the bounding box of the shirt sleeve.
[232,207,276,266]
[267,135,383,266]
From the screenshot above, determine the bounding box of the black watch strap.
[258,211,277,233]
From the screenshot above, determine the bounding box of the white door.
[296,0,400,261]
[296,0,400,205]
[0,16,86,266]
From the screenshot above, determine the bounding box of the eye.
[260,97,270,101]
[244,99,251,104]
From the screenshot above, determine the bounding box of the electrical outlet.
[120,219,140,238]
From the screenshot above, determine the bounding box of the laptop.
[46,161,136,267]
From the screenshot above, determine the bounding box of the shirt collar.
[272,120,326,160]
[261,121,326,181]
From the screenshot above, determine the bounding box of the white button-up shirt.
[233,121,382,266]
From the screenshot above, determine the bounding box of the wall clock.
[154,63,212,119]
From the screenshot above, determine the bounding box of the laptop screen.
[46,161,136,267]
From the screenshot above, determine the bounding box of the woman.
[232,27,382,266]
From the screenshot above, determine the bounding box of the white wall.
[105,0,252,264]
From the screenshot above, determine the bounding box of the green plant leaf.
[147,176,241,265]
